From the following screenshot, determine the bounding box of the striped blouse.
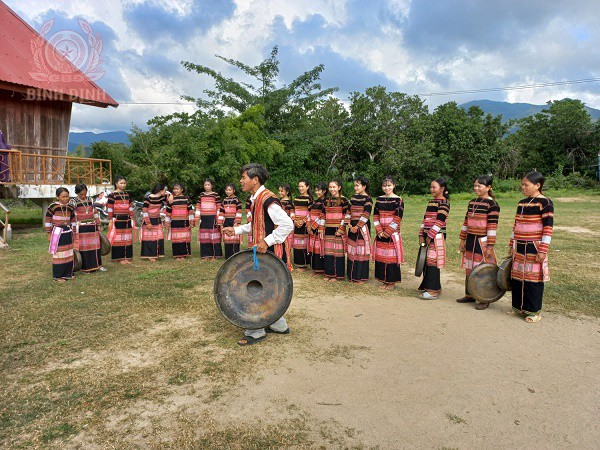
[459,197,500,246]
[420,198,450,239]
[509,197,554,254]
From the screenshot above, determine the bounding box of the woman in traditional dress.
[319,179,350,282]
[291,179,313,271]
[346,176,372,283]
[418,178,450,299]
[140,183,167,261]
[46,187,76,282]
[72,183,105,273]
[278,183,294,251]
[457,175,500,310]
[107,176,134,264]
[195,178,223,260]
[373,176,404,290]
[308,182,327,276]
[509,171,554,323]
[165,182,194,260]
[219,183,243,259]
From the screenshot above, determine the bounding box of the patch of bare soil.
[554,225,599,235]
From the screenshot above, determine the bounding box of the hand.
[350,226,358,234]
[335,230,343,237]
[167,193,174,204]
[536,252,547,263]
[426,237,432,246]
[377,232,385,238]
[485,246,495,259]
[509,247,515,257]
[256,240,268,253]
[222,227,235,237]
[459,240,466,252]
[419,236,425,245]
[319,230,324,239]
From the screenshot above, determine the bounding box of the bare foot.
[383,283,395,290]
[149,258,157,262]
[119,260,128,265]
[328,278,338,282]
[297,267,306,272]
[54,278,67,282]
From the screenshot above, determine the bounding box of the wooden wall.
[0,88,72,156]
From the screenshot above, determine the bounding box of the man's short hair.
[241,163,269,185]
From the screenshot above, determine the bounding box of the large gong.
[496,257,513,291]
[214,249,293,329]
[467,263,505,304]
[415,242,427,277]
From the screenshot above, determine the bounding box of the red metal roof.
[0,1,118,108]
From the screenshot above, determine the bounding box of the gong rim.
[73,249,82,272]
[99,233,111,256]
[496,257,513,291]
[214,249,293,329]
[467,262,505,304]
[415,243,427,277]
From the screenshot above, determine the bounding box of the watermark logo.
[29,18,105,82]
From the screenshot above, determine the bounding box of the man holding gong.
[222,163,294,346]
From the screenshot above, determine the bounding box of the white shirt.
[234,185,293,247]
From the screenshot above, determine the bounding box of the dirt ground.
[211,270,600,449]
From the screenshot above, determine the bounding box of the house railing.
[0,149,112,186]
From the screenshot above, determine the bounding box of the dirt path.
[214,271,600,449]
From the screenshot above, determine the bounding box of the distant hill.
[459,99,600,122]
[68,131,130,153]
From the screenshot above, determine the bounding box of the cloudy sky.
[7,0,600,132]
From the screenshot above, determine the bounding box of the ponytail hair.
[204,178,215,191]
[434,178,450,200]
[475,174,495,199]
[353,176,370,196]
[298,179,313,200]
[524,171,545,194]
[172,181,185,193]
[114,175,126,189]
[56,187,69,197]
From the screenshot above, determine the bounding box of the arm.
[373,202,382,235]
[358,198,372,228]
[263,203,294,248]
[486,202,500,247]
[45,205,54,234]
[235,198,242,226]
[538,201,554,257]
[142,199,150,225]
[107,194,114,220]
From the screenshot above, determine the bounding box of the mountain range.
[458,99,600,122]
[68,100,600,152]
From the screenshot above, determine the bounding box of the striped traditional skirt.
[76,223,102,271]
[50,226,74,280]
[141,217,165,258]
[170,219,192,257]
[110,215,133,261]
[198,214,222,258]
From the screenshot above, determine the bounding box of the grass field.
[1,189,599,447]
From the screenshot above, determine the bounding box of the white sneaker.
[419,291,438,300]
[98,266,107,272]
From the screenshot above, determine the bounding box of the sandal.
[266,327,290,335]
[237,335,267,346]
[525,314,541,323]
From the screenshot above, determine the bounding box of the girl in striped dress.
[107,176,134,264]
[373,176,404,290]
[141,183,167,261]
[509,171,554,323]
[166,182,193,260]
[46,187,76,282]
[278,183,294,251]
[308,182,326,276]
[195,179,223,260]
[346,176,372,283]
[72,183,105,273]
[319,180,350,282]
[458,175,500,310]
[219,183,243,259]
[291,179,313,270]
[418,178,450,299]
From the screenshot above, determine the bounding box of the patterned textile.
[291,194,312,266]
[373,196,405,267]
[320,196,350,278]
[166,195,193,257]
[459,197,500,275]
[196,191,222,258]
[510,197,554,282]
[72,197,102,271]
[45,202,76,279]
[245,198,253,246]
[420,197,449,267]
[141,194,165,258]
[219,196,242,244]
[252,189,292,270]
[107,191,134,261]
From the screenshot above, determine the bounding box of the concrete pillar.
[41,199,50,226]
